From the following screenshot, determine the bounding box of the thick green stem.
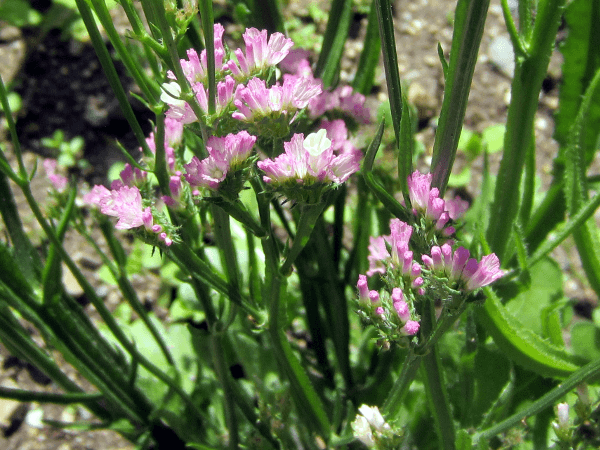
[486,0,566,261]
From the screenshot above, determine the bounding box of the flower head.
[257,131,360,203]
[422,245,504,291]
[183,130,257,196]
[226,28,294,78]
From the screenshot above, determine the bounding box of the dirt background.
[0,0,596,448]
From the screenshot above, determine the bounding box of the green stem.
[211,333,240,449]
[150,0,208,139]
[473,356,600,444]
[382,347,421,419]
[279,202,327,275]
[198,0,216,115]
[87,0,159,102]
[211,204,242,304]
[96,221,176,366]
[486,0,566,261]
[527,188,600,268]
[255,183,331,439]
[420,301,455,450]
[0,75,28,180]
[0,387,103,404]
[75,0,154,157]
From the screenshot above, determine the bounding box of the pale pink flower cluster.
[422,244,504,291]
[43,159,68,192]
[232,76,322,123]
[309,85,371,124]
[280,52,372,124]
[357,275,420,337]
[257,130,360,187]
[366,219,424,293]
[320,119,362,161]
[407,170,469,236]
[184,130,257,190]
[83,185,172,245]
[111,164,147,190]
[162,75,236,123]
[144,117,184,173]
[162,25,304,127]
[226,28,294,78]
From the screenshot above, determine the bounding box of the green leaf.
[0,0,42,26]
[570,322,600,362]
[375,0,403,157]
[430,0,490,194]
[563,67,600,296]
[476,287,583,378]
[481,124,505,154]
[314,0,352,87]
[502,257,562,336]
[353,0,381,95]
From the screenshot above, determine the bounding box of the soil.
[0,0,597,448]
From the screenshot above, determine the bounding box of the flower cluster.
[161,24,323,138]
[422,244,504,292]
[83,184,173,246]
[232,76,322,137]
[406,170,469,245]
[357,218,422,345]
[280,51,372,125]
[82,25,368,245]
[257,129,360,204]
[184,130,257,199]
[43,159,68,192]
[356,170,504,347]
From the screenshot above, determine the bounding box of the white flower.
[358,404,390,431]
[303,129,331,157]
[351,415,375,448]
[160,82,185,108]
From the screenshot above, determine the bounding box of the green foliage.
[41,130,88,170]
[0,0,42,27]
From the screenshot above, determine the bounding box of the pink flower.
[366,236,389,276]
[166,24,226,84]
[232,76,321,122]
[401,320,420,336]
[226,28,294,77]
[96,186,146,230]
[463,253,504,291]
[445,195,469,220]
[357,274,370,303]
[43,159,68,192]
[309,85,371,123]
[279,49,312,74]
[206,130,257,169]
[422,245,504,291]
[258,130,358,186]
[183,131,257,191]
[407,170,433,211]
[162,76,236,124]
[184,155,229,189]
[83,185,111,206]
